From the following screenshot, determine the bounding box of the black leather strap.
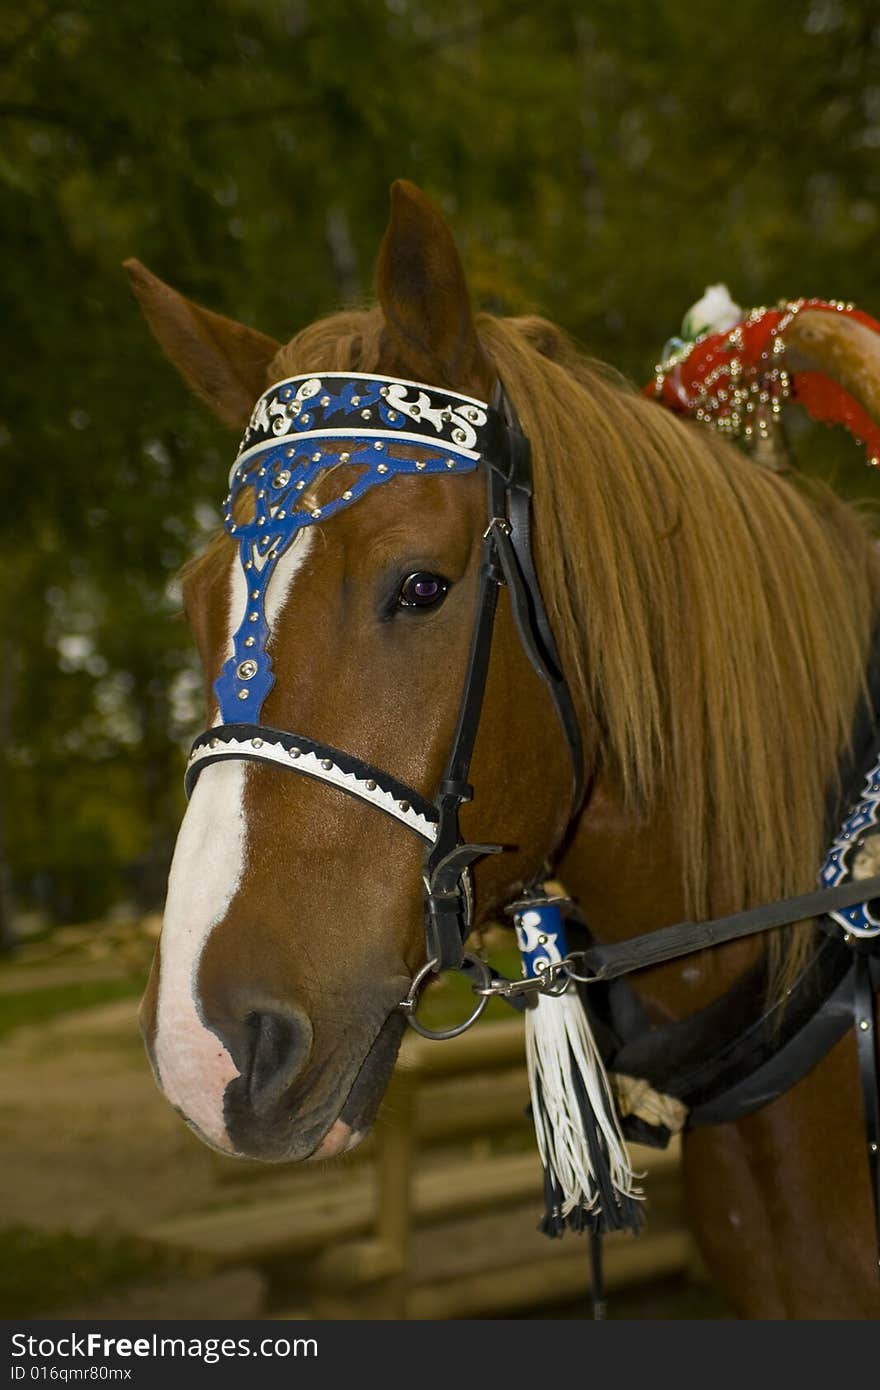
[423,479,506,969]
[854,949,880,1264]
[422,384,587,969]
[576,874,880,983]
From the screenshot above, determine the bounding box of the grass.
[0,1225,180,1318]
[0,977,143,1041]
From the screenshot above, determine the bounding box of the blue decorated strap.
[819,749,880,938]
[215,373,499,724]
[515,902,569,980]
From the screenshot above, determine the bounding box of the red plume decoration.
[645,298,880,467]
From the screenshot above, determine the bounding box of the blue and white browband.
[214,372,504,724]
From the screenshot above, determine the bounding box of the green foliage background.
[2,0,880,931]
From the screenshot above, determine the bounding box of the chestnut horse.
[129,181,880,1318]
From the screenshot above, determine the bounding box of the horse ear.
[124,259,281,428]
[376,180,494,396]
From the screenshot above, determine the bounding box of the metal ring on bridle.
[398,952,492,1039]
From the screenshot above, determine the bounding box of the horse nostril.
[242,1007,312,1115]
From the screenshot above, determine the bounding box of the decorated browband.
[215,372,506,724]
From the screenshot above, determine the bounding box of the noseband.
[185,371,585,983]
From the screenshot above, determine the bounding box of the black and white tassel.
[514,898,643,1237]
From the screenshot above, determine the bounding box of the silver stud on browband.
[397,800,410,812]
[251,737,263,748]
[210,738,219,748]
[365,779,377,791]
[321,758,333,770]
[289,746,301,758]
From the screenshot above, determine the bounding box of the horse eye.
[397,571,449,610]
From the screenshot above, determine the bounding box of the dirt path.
[0,997,314,1235]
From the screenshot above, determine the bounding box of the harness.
[184,367,880,1285]
[185,371,584,980]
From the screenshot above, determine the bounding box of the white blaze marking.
[154,759,246,1149]
[153,531,314,1150]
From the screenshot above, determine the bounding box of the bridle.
[185,369,585,1004]
[183,364,880,1268]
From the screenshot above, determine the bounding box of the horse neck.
[558,767,880,1317]
[556,769,764,1021]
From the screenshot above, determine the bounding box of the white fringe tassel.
[515,901,643,1233]
[526,985,642,1229]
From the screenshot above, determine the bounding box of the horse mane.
[269,307,880,995]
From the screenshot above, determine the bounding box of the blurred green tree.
[1,0,879,931]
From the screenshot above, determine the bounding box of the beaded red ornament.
[645,298,880,467]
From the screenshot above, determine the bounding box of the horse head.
[129,182,576,1162]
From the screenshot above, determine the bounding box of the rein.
[480,873,880,998]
